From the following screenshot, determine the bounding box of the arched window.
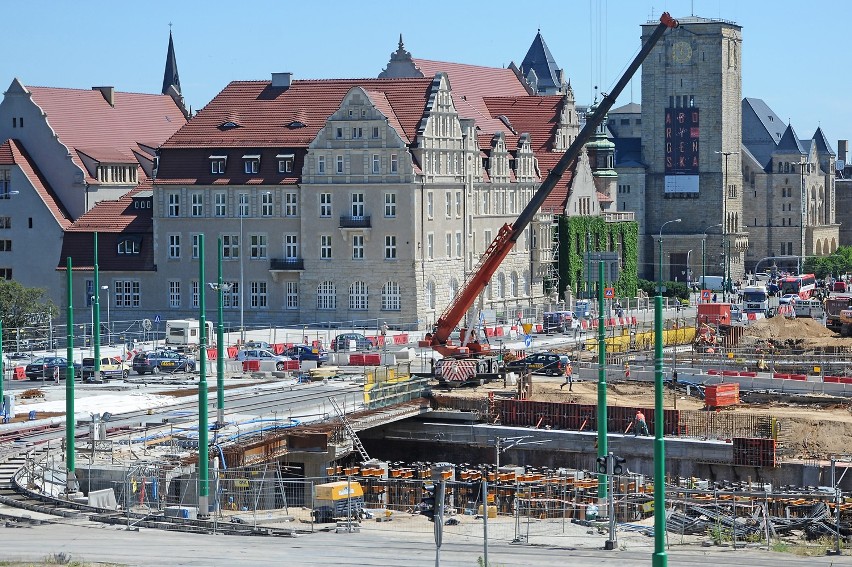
[510,272,519,297]
[523,270,531,296]
[449,278,459,299]
[317,281,336,310]
[425,280,436,310]
[382,281,401,311]
[496,273,505,298]
[349,281,368,310]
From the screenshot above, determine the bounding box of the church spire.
[162,29,181,96]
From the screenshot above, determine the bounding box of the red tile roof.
[2,139,73,228]
[161,78,434,149]
[66,177,153,233]
[412,59,529,148]
[25,85,187,181]
[483,96,564,153]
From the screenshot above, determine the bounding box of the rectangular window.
[224,282,239,308]
[250,234,267,259]
[167,193,180,217]
[261,192,273,216]
[455,191,462,217]
[168,234,180,259]
[191,281,199,308]
[351,193,365,217]
[285,191,298,216]
[238,193,249,217]
[390,154,398,174]
[455,231,462,258]
[214,192,226,217]
[0,217,10,229]
[0,268,11,280]
[352,127,363,139]
[318,155,326,174]
[445,233,452,257]
[0,240,11,252]
[168,281,180,308]
[445,192,452,217]
[278,155,294,173]
[243,158,259,174]
[211,158,226,174]
[191,234,200,259]
[384,192,396,218]
[114,280,140,308]
[320,235,332,259]
[286,282,298,309]
[353,235,364,259]
[223,234,240,259]
[427,233,434,260]
[372,126,380,139]
[384,235,397,260]
[484,229,492,250]
[336,155,344,174]
[190,192,203,217]
[372,154,380,174]
[250,281,267,308]
[284,234,299,259]
[335,127,343,139]
[319,193,332,218]
[426,192,434,219]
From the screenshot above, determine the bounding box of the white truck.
[741,285,769,316]
[165,319,213,350]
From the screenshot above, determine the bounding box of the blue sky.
[4,0,848,149]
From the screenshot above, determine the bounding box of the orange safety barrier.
[535,324,543,333]
[484,327,495,337]
[282,360,300,371]
[227,346,238,359]
[739,371,757,377]
[789,374,807,381]
[773,373,790,380]
[13,366,25,380]
[272,343,285,355]
[495,327,504,337]
[242,360,260,372]
[207,348,218,360]
[824,376,842,383]
[840,377,852,385]
[394,334,408,344]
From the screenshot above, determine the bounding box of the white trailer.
[165,319,213,350]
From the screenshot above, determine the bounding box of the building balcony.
[339,215,371,229]
[603,211,635,222]
[269,258,305,271]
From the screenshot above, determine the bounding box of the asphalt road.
[3,520,852,567]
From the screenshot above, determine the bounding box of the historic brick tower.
[640,17,745,286]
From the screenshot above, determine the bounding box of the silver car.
[235,348,291,371]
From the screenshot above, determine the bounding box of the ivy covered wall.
[555,216,639,299]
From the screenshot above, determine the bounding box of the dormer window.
[210,155,227,174]
[243,154,260,174]
[277,154,295,173]
[219,121,239,130]
[117,237,141,255]
[287,121,306,129]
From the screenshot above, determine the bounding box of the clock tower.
[640,17,745,284]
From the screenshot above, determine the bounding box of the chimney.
[271,73,292,88]
[839,139,848,164]
[93,86,115,107]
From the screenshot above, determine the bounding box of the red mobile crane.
[423,13,678,367]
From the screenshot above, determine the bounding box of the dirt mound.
[744,315,836,340]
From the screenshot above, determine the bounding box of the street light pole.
[701,224,722,301]
[101,285,110,346]
[716,151,733,301]
[655,217,680,566]
[239,207,245,345]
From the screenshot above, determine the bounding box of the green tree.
[0,280,58,329]
[803,246,852,278]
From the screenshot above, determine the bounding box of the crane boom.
[427,13,678,353]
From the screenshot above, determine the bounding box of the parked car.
[6,352,33,361]
[25,357,81,381]
[779,294,798,305]
[834,281,848,293]
[505,352,567,376]
[132,350,196,375]
[82,356,131,380]
[235,348,292,371]
[243,340,271,350]
[330,333,373,351]
[284,344,329,366]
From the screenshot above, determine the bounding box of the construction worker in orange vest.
[634,410,649,436]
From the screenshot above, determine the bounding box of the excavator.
[422,13,679,386]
